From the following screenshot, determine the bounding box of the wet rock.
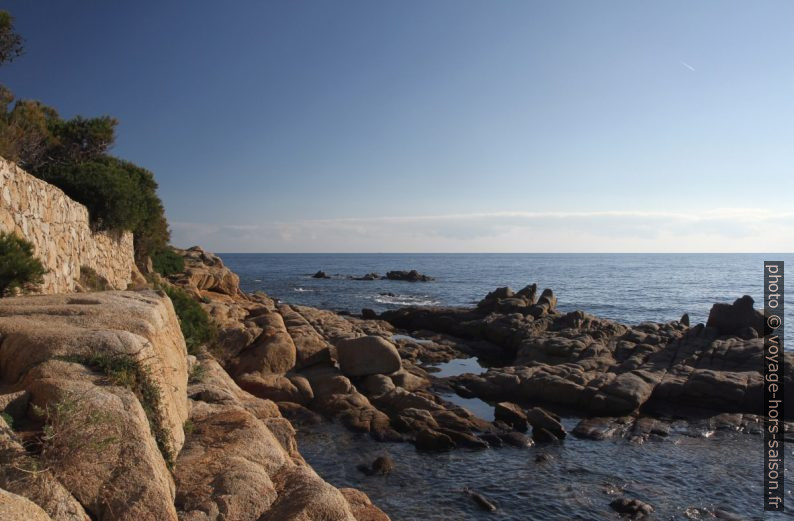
[276,402,323,426]
[494,402,529,432]
[713,509,745,520]
[415,429,455,451]
[385,270,434,282]
[463,487,497,512]
[534,453,553,463]
[353,273,381,281]
[437,428,489,449]
[532,427,560,444]
[362,308,378,319]
[497,431,534,448]
[680,313,690,327]
[610,497,653,517]
[337,336,402,377]
[526,407,566,440]
[357,455,394,476]
[312,270,330,279]
[572,417,633,441]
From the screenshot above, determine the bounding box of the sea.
[220,253,793,520]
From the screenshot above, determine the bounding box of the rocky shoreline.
[173,248,792,454]
[2,245,791,520]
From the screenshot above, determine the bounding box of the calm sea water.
[220,253,793,341]
[220,253,793,520]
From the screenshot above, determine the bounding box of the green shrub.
[0,411,13,429]
[0,86,170,260]
[151,248,185,277]
[79,266,110,291]
[188,363,207,384]
[0,231,47,296]
[37,157,147,232]
[162,285,216,355]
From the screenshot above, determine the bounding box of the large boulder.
[0,291,189,454]
[279,305,333,369]
[173,247,242,297]
[229,311,297,376]
[258,466,358,521]
[526,407,566,441]
[706,295,765,337]
[494,402,528,432]
[336,336,402,377]
[0,488,53,521]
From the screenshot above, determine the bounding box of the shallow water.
[297,421,792,520]
[223,252,794,518]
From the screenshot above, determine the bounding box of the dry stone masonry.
[0,157,136,293]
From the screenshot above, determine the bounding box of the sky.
[2,0,793,252]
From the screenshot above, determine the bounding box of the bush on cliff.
[0,231,47,296]
[0,90,169,260]
[162,284,216,355]
[151,248,185,277]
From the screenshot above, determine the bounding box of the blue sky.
[2,0,793,252]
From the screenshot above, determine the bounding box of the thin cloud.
[170,208,794,253]
[680,61,696,72]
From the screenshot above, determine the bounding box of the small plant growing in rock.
[79,265,111,291]
[161,284,217,355]
[0,411,14,429]
[33,392,121,489]
[59,352,175,468]
[188,363,207,384]
[0,231,47,296]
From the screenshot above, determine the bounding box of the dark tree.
[0,11,24,66]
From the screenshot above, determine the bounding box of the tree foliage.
[0,231,47,296]
[0,11,24,66]
[0,87,170,259]
[0,9,170,260]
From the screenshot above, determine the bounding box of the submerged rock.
[463,487,497,512]
[357,455,395,476]
[312,270,330,279]
[610,497,653,517]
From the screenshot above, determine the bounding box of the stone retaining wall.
[0,157,136,293]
